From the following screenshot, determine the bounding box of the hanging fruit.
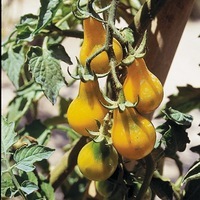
[79,17,123,74]
[67,80,108,136]
[77,139,118,181]
[111,107,156,160]
[123,58,164,114]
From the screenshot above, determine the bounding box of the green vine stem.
[106,0,127,104]
[2,153,28,200]
[136,153,155,200]
[49,136,87,190]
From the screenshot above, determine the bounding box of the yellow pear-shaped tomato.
[123,58,164,114]
[67,80,108,136]
[80,17,123,74]
[111,107,156,160]
[77,140,118,181]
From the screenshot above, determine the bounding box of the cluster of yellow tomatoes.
[66,17,164,185]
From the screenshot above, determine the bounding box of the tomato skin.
[80,17,123,74]
[111,107,156,160]
[67,80,108,136]
[123,58,163,114]
[77,140,118,181]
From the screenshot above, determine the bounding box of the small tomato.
[111,107,156,160]
[67,80,108,136]
[77,139,118,181]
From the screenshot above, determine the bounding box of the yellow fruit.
[80,17,123,74]
[123,58,164,114]
[67,80,108,136]
[77,140,118,181]
[111,107,156,160]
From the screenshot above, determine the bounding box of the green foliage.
[157,84,200,117]
[27,44,67,104]
[1,116,55,199]
[156,107,192,155]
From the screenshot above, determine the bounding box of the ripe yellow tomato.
[67,80,108,136]
[77,140,118,181]
[80,17,123,74]
[123,58,163,114]
[111,107,156,160]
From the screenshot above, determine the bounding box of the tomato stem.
[136,153,155,200]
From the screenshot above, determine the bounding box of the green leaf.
[182,161,200,185]
[2,45,25,89]
[20,119,51,145]
[14,144,54,172]
[157,122,190,155]
[48,43,73,64]
[15,14,38,41]
[1,116,18,153]
[33,0,61,35]
[1,172,15,198]
[27,46,66,104]
[20,180,38,195]
[20,171,38,186]
[151,176,173,200]
[156,85,200,118]
[63,169,88,200]
[7,82,43,122]
[156,108,192,155]
[162,107,193,127]
[168,84,200,113]
[40,181,55,200]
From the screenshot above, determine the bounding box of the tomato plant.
[1,0,200,200]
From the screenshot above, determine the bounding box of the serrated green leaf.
[162,107,193,127]
[156,85,200,118]
[156,108,192,154]
[20,119,51,145]
[166,85,200,113]
[40,181,55,200]
[20,171,38,186]
[33,0,61,35]
[15,14,38,41]
[182,161,200,185]
[157,121,190,154]
[7,93,33,123]
[20,180,39,195]
[27,46,66,104]
[1,172,15,198]
[1,116,18,153]
[48,43,73,64]
[7,82,43,122]
[2,45,25,89]
[14,144,54,172]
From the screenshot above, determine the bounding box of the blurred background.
[2,0,200,199]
